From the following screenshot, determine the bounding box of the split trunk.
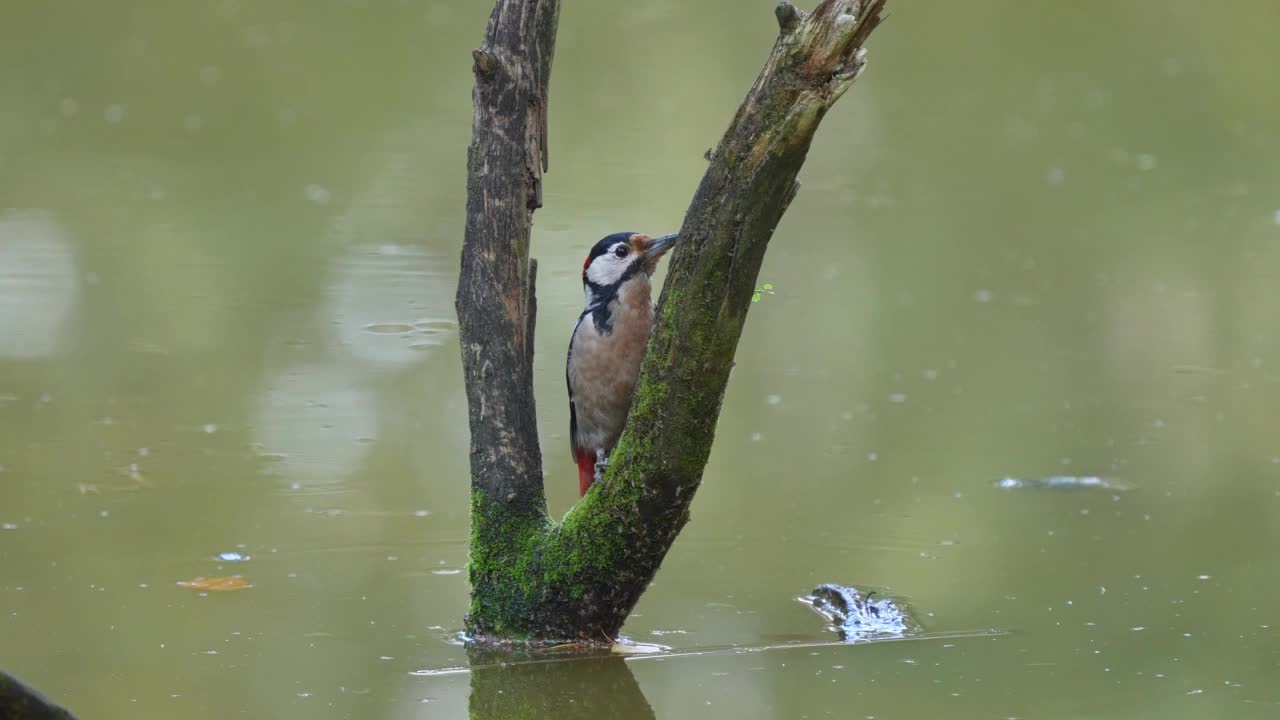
[457,0,888,641]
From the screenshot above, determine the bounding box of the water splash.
[996,475,1129,491]
[799,584,917,642]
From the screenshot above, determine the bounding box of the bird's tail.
[575,449,596,496]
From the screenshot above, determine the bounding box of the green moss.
[467,471,648,629]
[541,489,628,593]
[626,379,667,425]
[466,489,553,636]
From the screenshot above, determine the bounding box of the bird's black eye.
[613,246,629,259]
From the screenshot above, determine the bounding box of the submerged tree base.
[466,480,662,641]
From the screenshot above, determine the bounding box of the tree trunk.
[457,0,887,643]
[456,0,559,637]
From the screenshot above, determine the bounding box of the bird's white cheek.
[586,258,626,286]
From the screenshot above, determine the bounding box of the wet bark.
[459,0,888,642]
[456,0,559,631]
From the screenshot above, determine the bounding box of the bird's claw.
[594,450,608,484]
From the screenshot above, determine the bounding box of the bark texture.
[459,0,887,642]
[456,0,560,633]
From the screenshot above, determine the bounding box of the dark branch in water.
[802,583,915,642]
[0,672,78,720]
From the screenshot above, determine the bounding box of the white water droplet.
[104,104,126,124]
[304,184,331,205]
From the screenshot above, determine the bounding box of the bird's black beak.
[642,233,679,259]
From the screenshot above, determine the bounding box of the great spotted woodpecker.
[566,231,678,496]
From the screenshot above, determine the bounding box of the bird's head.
[580,232,678,301]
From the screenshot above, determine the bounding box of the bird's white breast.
[568,276,656,452]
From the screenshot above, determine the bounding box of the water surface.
[2,0,1279,717]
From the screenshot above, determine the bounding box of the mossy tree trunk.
[457,0,888,643]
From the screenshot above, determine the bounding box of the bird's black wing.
[566,315,582,460]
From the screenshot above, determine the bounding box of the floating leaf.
[762,283,774,291]
[177,575,253,592]
[751,292,762,303]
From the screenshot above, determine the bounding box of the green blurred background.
[2,0,1279,717]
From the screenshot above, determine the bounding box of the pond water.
[3,1,1279,717]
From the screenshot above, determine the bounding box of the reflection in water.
[326,245,454,369]
[253,364,377,487]
[2,0,1279,717]
[1101,259,1212,381]
[0,210,78,359]
[254,240,455,489]
[467,651,654,720]
[323,124,457,367]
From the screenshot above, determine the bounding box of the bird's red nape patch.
[576,449,596,496]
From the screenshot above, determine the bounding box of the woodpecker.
[566,231,679,496]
